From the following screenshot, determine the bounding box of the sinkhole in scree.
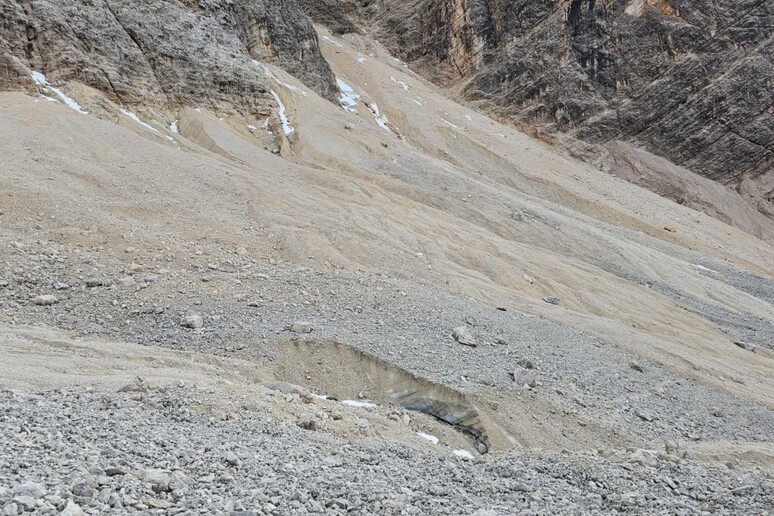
[274,338,517,454]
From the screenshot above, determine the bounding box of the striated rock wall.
[310,0,773,220]
[0,0,338,113]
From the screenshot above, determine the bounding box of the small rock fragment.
[542,296,559,305]
[33,294,58,306]
[71,482,94,498]
[733,340,757,352]
[635,410,653,422]
[181,314,204,329]
[509,369,537,387]
[452,326,477,347]
[116,276,135,286]
[143,469,171,493]
[12,496,37,511]
[732,485,754,496]
[129,263,145,273]
[118,377,146,393]
[290,321,313,334]
[13,482,46,499]
[223,451,240,466]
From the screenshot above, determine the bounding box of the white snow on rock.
[336,78,360,113]
[120,109,175,141]
[270,90,295,135]
[453,449,474,459]
[31,71,47,86]
[253,60,307,96]
[412,98,423,106]
[342,399,378,408]
[170,120,179,134]
[253,59,273,76]
[442,118,461,130]
[357,55,368,63]
[392,57,409,69]
[693,264,717,274]
[391,76,410,92]
[31,71,88,114]
[367,102,391,133]
[322,35,344,48]
[417,432,439,444]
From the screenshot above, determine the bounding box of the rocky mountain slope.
[301,0,774,223]
[0,2,773,515]
[1,0,336,113]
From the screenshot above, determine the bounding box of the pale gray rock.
[13,483,45,500]
[33,294,58,306]
[452,326,477,347]
[289,321,313,334]
[60,500,85,516]
[181,314,204,329]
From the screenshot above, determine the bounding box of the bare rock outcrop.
[0,0,337,113]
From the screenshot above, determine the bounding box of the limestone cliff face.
[0,0,337,114]
[303,0,773,219]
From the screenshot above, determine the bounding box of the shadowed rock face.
[300,0,774,220]
[0,0,338,112]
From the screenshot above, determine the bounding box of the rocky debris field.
[1,236,773,451]
[1,232,774,514]
[2,384,773,515]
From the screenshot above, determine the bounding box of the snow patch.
[392,57,409,69]
[270,90,295,135]
[120,109,175,141]
[464,114,473,121]
[411,98,423,106]
[453,449,474,459]
[309,393,333,401]
[31,71,47,86]
[417,432,439,444]
[368,102,391,133]
[336,78,360,112]
[322,35,344,48]
[170,120,179,134]
[442,118,461,130]
[356,56,368,63]
[253,60,307,96]
[342,399,378,408]
[391,76,410,92]
[252,59,273,77]
[31,71,88,114]
[693,264,717,274]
